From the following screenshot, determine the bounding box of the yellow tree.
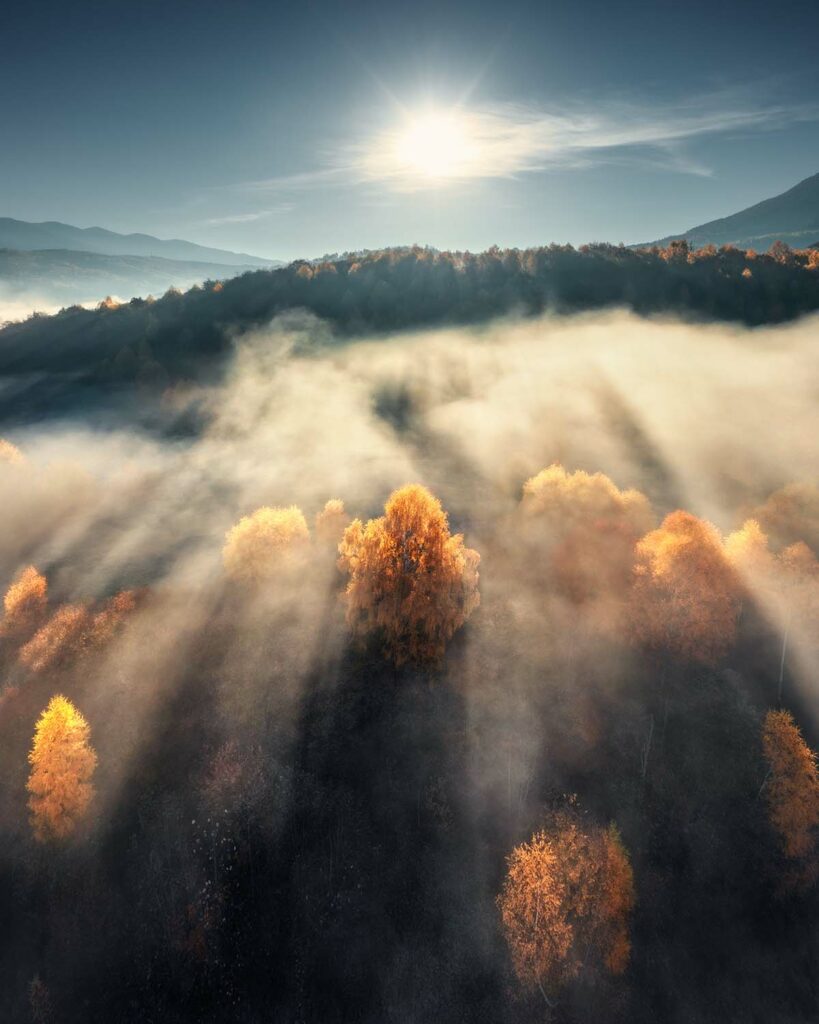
[315,498,350,544]
[223,506,309,581]
[762,710,819,880]
[775,543,819,700]
[338,484,480,665]
[497,815,635,1004]
[521,464,653,603]
[726,522,819,701]
[19,604,90,672]
[2,566,48,638]
[0,437,24,464]
[27,695,97,842]
[724,518,775,579]
[629,511,741,665]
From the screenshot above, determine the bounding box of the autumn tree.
[497,814,635,1004]
[19,604,90,672]
[762,710,819,882]
[315,498,350,544]
[0,437,24,464]
[27,695,97,842]
[1,565,47,638]
[17,591,137,672]
[83,590,138,650]
[223,505,310,581]
[724,518,775,579]
[777,540,819,653]
[748,481,819,554]
[338,484,480,665]
[726,521,819,700]
[521,464,653,603]
[629,511,741,665]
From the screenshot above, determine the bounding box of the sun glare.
[392,109,479,182]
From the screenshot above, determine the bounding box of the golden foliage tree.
[338,484,480,665]
[0,437,24,464]
[315,498,350,544]
[17,591,137,672]
[497,815,635,1001]
[629,511,741,665]
[762,710,819,876]
[2,565,48,637]
[522,465,652,530]
[223,505,309,581]
[27,695,97,842]
[748,482,819,554]
[726,522,819,700]
[521,464,653,602]
[19,604,90,672]
[83,590,137,649]
[724,518,775,578]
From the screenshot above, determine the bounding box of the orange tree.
[497,813,635,1004]
[338,484,480,666]
[27,695,97,842]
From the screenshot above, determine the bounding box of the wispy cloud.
[197,207,290,227]
[233,95,819,195]
[347,100,818,190]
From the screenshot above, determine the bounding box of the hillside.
[0,247,265,313]
[0,217,276,267]
[644,171,819,251]
[2,270,819,1024]
[1,242,818,428]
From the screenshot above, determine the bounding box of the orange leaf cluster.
[0,437,24,464]
[315,498,350,544]
[521,464,653,602]
[2,565,48,637]
[497,816,635,996]
[19,604,90,672]
[27,695,97,842]
[338,484,480,666]
[522,465,652,531]
[223,505,310,581]
[629,511,741,665]
[18,591,137,672]
[762,710,819,867]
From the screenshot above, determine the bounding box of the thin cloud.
[198,207,290,227]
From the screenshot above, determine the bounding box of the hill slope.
[0,248,267,312]
[0,217,276,267]
[644,171,819,251]
[1,243,819,426]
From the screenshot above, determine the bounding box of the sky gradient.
[3,0,819,261]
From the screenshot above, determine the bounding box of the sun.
[391,109,479,182]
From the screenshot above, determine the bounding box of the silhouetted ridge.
[644,171,819,250]
[1,242,818,427]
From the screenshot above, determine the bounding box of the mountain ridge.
[0,217,277,267]
[641,171,819,251]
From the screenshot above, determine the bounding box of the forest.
[1,248,819,1023]
[1,239,819,431]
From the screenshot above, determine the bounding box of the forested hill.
[1,241,818,426]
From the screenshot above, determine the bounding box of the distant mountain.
[642,171,819,251]
[0,217,276,267]
[0,248,264,315]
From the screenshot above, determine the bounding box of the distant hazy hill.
[0,217,276,267]
[0,247,263,313]
[643,171,819,251]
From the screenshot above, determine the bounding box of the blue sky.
[3,0,819,260]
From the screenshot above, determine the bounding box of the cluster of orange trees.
[4,461,819,1004]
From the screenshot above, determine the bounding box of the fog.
[2,307,819,1022]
